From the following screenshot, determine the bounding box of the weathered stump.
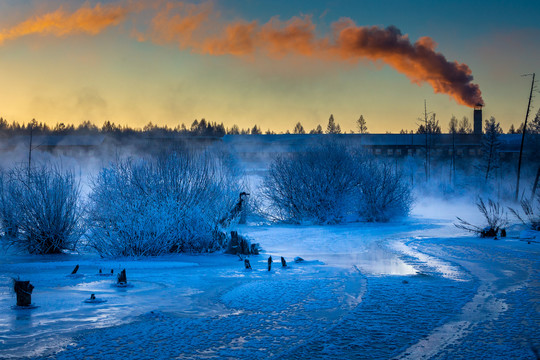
[71,264,79,275]
[244,259,252,270]
[250,243,259,255]
[99,269,102,274]
[281,257,287,267]
[239,237,249,255]
[268,256,272,271]
[500,229,507,237]
[228,231,239,253]
[480,228,497,238]
[117,269,127,284]
[14,280,34,307]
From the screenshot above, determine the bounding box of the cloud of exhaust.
[0,1,483,106]
[330,20,483,107]
[148,4,483,106]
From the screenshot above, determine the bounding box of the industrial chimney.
[473,103,483,134]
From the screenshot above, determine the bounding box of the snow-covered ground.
[0,201,539,359]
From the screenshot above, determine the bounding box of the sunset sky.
[0,0,538,133]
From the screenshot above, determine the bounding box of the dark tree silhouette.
[356,115,368,134]
[479,117,502,180]
[293,122,305,134]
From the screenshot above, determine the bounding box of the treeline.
[0,115,344,137]
[0,118,229,137]
[1,108,539,136]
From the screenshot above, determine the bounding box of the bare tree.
[448,115,458,183]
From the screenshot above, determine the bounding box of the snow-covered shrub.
[261,142,413,224]
[455,197,508,237]
[0,169,20,239]
[87,151,241,257]
[356,159,413,222]
[2,166,83,254]
[509,196,540,230]
[261,141,358,224]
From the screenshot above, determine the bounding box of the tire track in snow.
[394,238,532,360]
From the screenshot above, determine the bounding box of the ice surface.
[0,210,538,359]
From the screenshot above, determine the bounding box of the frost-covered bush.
[456,197,508,237]
[509,196,540,231]
[0,169,20,239]
[1,166,83,254]
[87,151,240,257]
[261,142,412,224]
[356,159,413,222]
[261,141,357,224]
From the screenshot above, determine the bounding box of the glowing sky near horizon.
[0,0,538,133]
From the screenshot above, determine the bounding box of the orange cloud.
[0,1,483,107]
[0,2,130,44]
[148,1,212,47]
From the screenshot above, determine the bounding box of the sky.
[0,0,539,133]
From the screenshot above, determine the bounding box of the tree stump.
[281,257,287,267]
[250,243,259,255]
[227,231,240,254]
[244,259,252,270]
[71,264,79,275]
[117,269,127,285]
[239,237,249,255]
[268,256,272,271]
[14,280,34,307]
[99,269,102,274]
[500,229,507,237]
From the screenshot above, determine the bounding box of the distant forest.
[1,109,539,137]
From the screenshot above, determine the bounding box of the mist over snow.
[0,133,539,359]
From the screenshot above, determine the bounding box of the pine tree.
[508,124,516,134]
[448,115,458,134]
[356,115,368,134]
[293,122,305,134]
[458,116,472,134]
[326,114,341,134]
[480,117,502,180]
[529,108,540,134]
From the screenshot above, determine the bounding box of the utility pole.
[515,73,536,201]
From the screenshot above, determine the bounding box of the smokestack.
[474,103,483,135]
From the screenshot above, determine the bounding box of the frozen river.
[0,215,538,359]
